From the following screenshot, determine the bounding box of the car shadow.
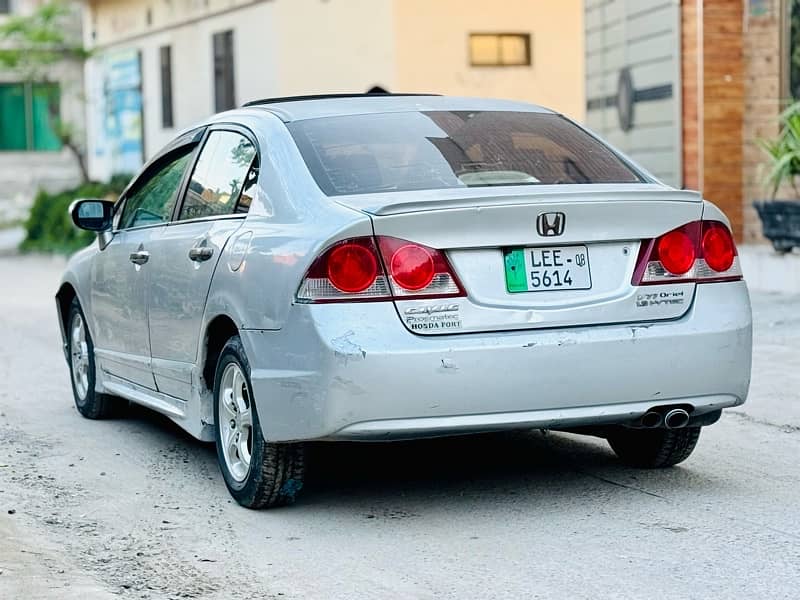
[120,403,728,510]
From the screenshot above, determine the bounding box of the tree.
[0,1,91,182]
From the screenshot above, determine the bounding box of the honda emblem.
[536,212,566,237]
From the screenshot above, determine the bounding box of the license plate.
[504,245,591,292]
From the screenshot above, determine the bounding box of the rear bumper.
[242,281,752,442]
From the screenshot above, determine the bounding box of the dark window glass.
[0,82,61,151]
[288,111,643,196]
[160,45,174,128]
[213,30,235,112]
[0,0,10,15]
[469,34,531,66]
[119,147,194,229]
[178,130,256,220]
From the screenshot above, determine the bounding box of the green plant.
[760,101,800,199]
[20,175,131,254]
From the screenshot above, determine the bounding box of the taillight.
[297,236,465,303]
[377,236,463,298]
[632,220,742,285]
[297,238,390,302]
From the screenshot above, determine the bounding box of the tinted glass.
[178,130,256,221]
[288,111,643,196]
[119,148,193,229]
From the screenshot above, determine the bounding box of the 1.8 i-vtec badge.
[403,303,462,331]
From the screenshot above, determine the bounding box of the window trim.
[468,33,532,67]
[170,122,260,225]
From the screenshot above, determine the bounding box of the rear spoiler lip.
[333,184,703,216]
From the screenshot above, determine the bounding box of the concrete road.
[1,255,798,599]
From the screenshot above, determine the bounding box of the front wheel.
[607,427,701,468]
[67,299,123,419]
[213,336,305,509]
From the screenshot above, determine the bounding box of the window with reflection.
[179,130,257,221]
[119,147,194,229]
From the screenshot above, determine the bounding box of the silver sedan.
[57,94,752,508]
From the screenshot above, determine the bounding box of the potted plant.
[755,101,800,253]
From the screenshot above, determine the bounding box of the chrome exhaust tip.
[640,411,663,428]
[664,408,690,430]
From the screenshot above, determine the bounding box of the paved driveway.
[0,255,798,599]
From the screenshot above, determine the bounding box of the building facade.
[0,0,86,223]
[585,0,798,243]
[82,0,584,181]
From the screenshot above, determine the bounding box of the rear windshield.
[287,111,643,196]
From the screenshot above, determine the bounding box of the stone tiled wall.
[743,6,785,243]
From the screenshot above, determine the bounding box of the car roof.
[238,93,555,123]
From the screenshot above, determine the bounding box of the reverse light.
[632,220,742,285]
[297,236,465,303]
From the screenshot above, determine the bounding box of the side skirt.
[100,372,215,442]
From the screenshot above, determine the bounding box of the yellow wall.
[393,0,585,120]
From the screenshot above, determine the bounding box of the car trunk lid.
[340,184,703,335]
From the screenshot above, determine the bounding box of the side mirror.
[69,199,115,232]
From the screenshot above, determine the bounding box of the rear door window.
[178,130,257,221]
[287,111,644,196]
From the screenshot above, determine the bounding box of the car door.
[90,140,198,389]
[146,127,259,399]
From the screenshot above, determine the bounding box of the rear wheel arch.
[202,314,240,390]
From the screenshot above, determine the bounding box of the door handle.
[189,246,214,262]
[129,250,150,265]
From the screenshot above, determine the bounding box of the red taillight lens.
[377,236,464,298]
[297,237,390,302]
[390,244,435,290]
[701,223,735,272]
[632,220,741,285]
[657,230,696,275]
[327,243,378,293]
[297,236,465,303]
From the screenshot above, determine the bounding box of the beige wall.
[83,0,586,178]
[85,0,396,176]
[393,0,585,120]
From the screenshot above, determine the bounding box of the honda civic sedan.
[57,94,752,508]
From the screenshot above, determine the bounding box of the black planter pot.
[753,200,800,253]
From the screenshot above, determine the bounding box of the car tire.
[213,335,305,509]
[607,427,701,468]
[67,298,123,419]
